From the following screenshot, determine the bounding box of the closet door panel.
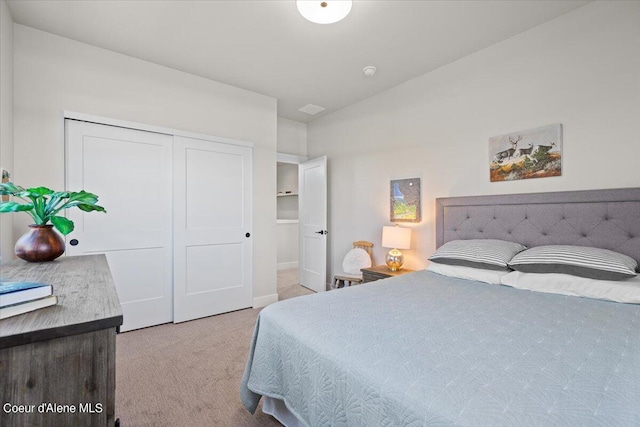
[173,136,253,323]
[65,120,173,332]
[185,148,244,229]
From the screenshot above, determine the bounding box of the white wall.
[13,24,278,303]
[276,161,299,268]
[277,162,299,220]
[308,1,640,279]
[277,162,299,195]
[277,222,299,270]
[277,117,307,157]
[0,0,13,261]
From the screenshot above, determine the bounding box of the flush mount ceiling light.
[297,0,353,24]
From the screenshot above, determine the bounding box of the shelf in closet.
[277,193,299,197]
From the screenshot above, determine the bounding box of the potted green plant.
[0,182,106,262]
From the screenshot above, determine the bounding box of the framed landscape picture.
[390,178,420,223]
[489,124,562,182]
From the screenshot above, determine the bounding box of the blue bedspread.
[241,271,640,426]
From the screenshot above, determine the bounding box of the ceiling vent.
[298,104,326,115]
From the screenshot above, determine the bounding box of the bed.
[241,188,640,426]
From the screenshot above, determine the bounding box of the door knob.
[245,233,251,238]
[69,239,79,246]
[315,230,327,235]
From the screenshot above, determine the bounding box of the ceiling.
[6,0,590,123]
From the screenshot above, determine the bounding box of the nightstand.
[361,265,415,283]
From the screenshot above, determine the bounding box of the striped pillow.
[508,245,638,281]
[429,239,527,271]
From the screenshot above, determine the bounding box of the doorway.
[275,153,328,294]
[276,153,305,299]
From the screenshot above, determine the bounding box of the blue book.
[0,281,53,308]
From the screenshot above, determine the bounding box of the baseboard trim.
[253,293,279,308]
[277,261,298,270]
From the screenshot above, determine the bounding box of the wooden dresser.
[0,255,123,427]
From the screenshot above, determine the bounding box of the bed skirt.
[262,396,304,427]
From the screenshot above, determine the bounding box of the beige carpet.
[115,269,313,426]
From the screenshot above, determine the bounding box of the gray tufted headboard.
[436,188,640,265]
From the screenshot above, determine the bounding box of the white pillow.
[342,248,371,275]
[500,271,640,304]
[427,262,510,285]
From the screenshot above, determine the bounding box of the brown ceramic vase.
[14,224,65,262]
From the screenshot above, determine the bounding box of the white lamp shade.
[297,0,353,24]
[381,226,411,250]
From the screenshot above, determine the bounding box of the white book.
[0,295,58,320]
[0,281,53,307]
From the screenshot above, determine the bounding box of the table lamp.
[381,225,411,271]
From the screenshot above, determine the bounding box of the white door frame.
[63,111,254,149]
[277,152,308,165]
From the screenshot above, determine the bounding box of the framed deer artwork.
[489,123,562,182]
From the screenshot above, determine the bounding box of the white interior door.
[65,120,173,332]
[299,156,327,292]
[173,136,253,323]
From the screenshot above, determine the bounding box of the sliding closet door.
[173,136,253,323]
[65,120,173,332]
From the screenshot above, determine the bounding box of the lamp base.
[385,249,404,271]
